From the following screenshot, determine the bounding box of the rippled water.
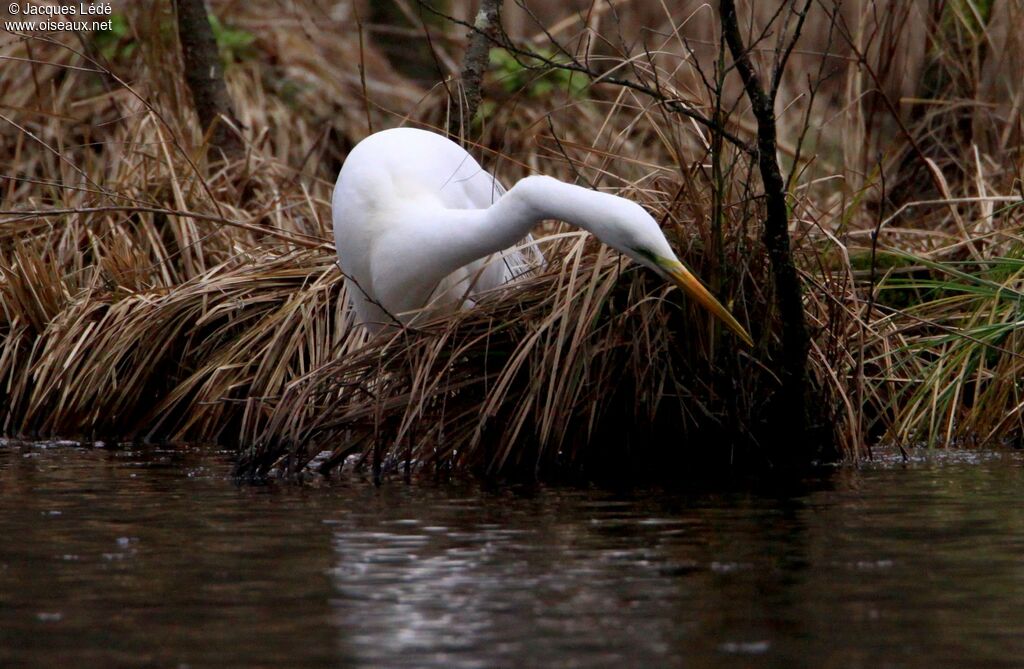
[1,444,1022,668]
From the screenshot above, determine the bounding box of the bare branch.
[448,0,501,139]
[418,0,754,154]
[720,0,814,459]
[771,0,814,99]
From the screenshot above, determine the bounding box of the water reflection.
[326,490,697,667]
[1,444,1023,668]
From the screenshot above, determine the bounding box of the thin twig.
[0,206,330,249]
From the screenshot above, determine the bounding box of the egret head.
[601,200,754,347]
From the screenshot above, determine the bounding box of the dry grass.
[1,0,1023,479]
[242,210,777,479]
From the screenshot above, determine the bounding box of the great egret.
[332,127,752,345]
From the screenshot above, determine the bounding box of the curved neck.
[424,176,615,284]
[489,175,611,238]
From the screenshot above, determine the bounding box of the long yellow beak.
[659,259,753,346]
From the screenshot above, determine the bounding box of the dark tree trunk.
[719,0,814,463]
[176,0,244,161]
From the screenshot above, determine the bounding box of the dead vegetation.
[1,1,1022,480]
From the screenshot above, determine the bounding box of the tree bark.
[719,0,812,461]
[448,0,501,140]
[176,0,244,161]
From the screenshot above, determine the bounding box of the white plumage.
[332,127,540,330]
[332,127,751,345]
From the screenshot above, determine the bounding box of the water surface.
[1,444,1022,668]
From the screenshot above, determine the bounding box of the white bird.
[332,127,752,345]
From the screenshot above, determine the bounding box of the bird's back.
[335,127,504,212]
[332,128,542,331]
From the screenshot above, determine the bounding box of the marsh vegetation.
[1,1,1021,479]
